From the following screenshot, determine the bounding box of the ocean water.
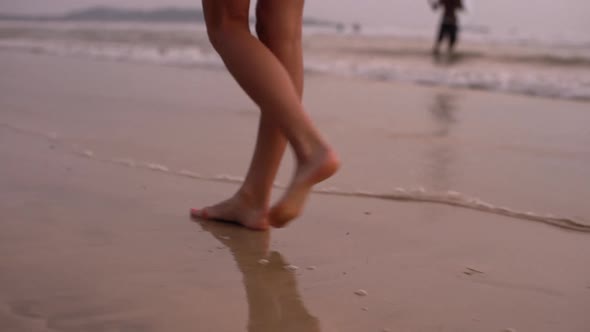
[1,19,589,101]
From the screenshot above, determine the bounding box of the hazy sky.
[0,0,438,29]
[0,0,588,36]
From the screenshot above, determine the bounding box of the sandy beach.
[1,51,590,332]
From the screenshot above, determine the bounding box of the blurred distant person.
[351,22,362,34]
[429,0,464,55]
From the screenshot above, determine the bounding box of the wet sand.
[1,51,589,332]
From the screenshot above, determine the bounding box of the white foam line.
[213,174,245,183]
[51,144,590,233]
[176,169,202,179]
[3,123,588,233]
[3,39,590,102]
[112,158,136,167]
[313,187,590,232]
[0,122,58,140]
[82,150,94,157]
[145,163,169,172]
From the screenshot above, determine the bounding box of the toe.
[190,207,209,219]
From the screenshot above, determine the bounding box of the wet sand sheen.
[1,52,590,332]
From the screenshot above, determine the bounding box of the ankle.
[296,142,333,165]
[235,187,269,209]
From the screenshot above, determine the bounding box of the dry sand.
[1,51,589,332]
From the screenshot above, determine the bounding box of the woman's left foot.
[191,193,269,231]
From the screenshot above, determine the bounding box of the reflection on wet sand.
[427,92,458,192]
[196,220,320,332]
[430,93,457,138]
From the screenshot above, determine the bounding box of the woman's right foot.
[269,147,340,228]
[191,192,269,231]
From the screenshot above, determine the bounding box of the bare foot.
[269,148,340,228]
[190,193,269,231]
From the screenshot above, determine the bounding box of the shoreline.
[1,17,590,103]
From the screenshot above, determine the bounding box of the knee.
[205,10,250,50]
[206,27,226,52]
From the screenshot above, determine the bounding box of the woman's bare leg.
[192,0,300,230]
[241,0,306,200]
[193,0,339,229]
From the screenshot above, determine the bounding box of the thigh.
[202,0,251,28]
[442,23,454,40]
[449,24,458,43]
[437,23,446,41]
[255,0,304,40]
